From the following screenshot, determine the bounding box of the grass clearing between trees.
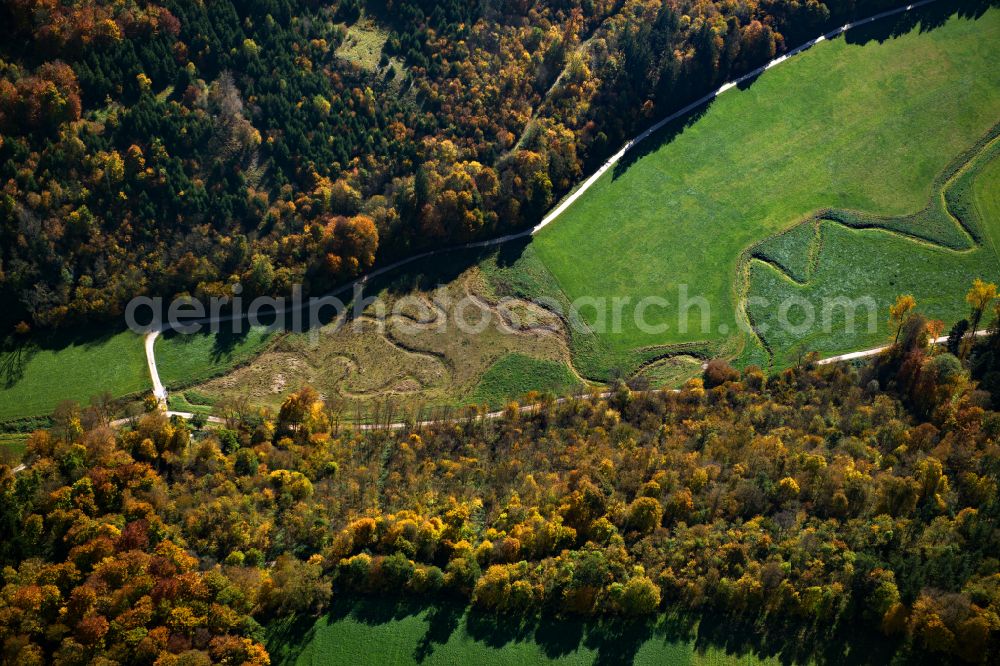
[335,15,406,82]
[155,327,276,391]
[190,265,579,413]
[336,19,388,71]
[636,355,706,389]
[531,5,1000,369]
[0,433,28,463]
[0,329,147,423]
[0,325,276,424]
[265,598,787,666]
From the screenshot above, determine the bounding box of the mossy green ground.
[155,327,275,389]
[974,144,1000,256]
[167,390,216,415]
[531,6,1000,371]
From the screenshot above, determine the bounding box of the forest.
[0,0,907,330]
[2,290,1000,664]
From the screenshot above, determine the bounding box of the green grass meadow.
[155,326,275,390]
[265,598,790,666]
[0,329,148,423]
[974,143,1000,256]
[479,244,712,381]
[746,132,1000,367]
[0,325,274,424]
[531,5,1000,369]
[468,353,583,408]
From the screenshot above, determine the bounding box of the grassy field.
[334,15,406,82]
[636,355,706,389]
[469,353,582,408]
[974,142,1000,256]
[265,598,789,666]
[0,324,275,424]
[0,329,148,423]
[746,135,1000,367]
[0,433,28,463]
[167,390,216,415]
[478,245,712,381]
[336,18,389,72]
[531,5,1000,372]
[155,326,275,390]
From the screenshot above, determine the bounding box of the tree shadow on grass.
[265,595,434,665]
[582,617,657,666]
[158,326,258,366]
[464,606,537,648]
[0,337,34,389]
[844,0,996,47]
[266,592,927,666]
[690,610,912,666]
[376,237,532,300]
[210,327,255,364]
[288,237,533,336]
[0,325,136,391]
[610,103,710,181]
[414,601,465,661]
[467,609,670,664]
[610,0,996,184]
[264,613,322,666]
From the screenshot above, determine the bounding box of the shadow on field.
[610,0,996,183]
[291,237,533,335]
[266,594,916,666]
[155,236,534,343]
[0,325,132,390]
[0,338,32,389]
[158,326,259,365]
[372,237,531,304]
[611,103,710,180]
[845,0,997,46]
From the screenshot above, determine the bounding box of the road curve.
[145,331,167,405]
[141,0,943,401]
